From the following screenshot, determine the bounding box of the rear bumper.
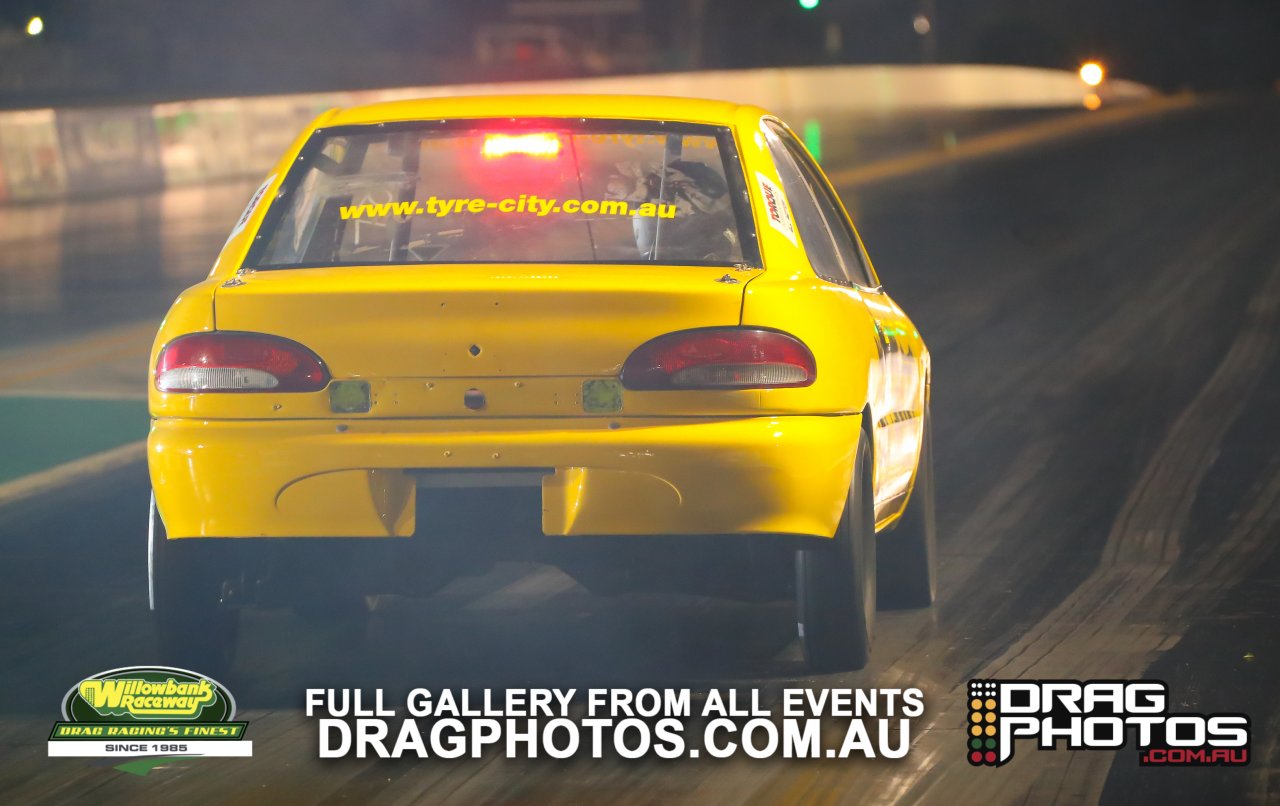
[149,414,859,539]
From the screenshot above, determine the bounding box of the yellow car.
[148,95,934,673]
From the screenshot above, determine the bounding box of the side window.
[762,120,875,287]
[791,144,877,287]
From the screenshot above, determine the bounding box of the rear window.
[249,120,756,269]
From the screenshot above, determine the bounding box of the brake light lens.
[155,332,329,393]
[621,328,816,391]
[482,132,562,159]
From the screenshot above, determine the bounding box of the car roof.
[324,94,756,128]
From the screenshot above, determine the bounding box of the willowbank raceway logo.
[48,666,252,760]
[967,679,1250,767]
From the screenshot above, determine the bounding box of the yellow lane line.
[0,342,147,389]
[0,440,146,508]
[827,94,1198,187]
[0,321,154,379]
[0,390,147,400]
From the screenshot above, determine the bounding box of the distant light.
[912,14,931,36]
[798,0,820,9]
[1083,92,1102,111]
[26,16,44,36]
[1079,61,1104,87]
[803,119,822,162]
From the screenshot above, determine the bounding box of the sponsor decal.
[967,679,1249,768]
[755,172,796,245]
[49,666,252,759]
[335,195,677,221]
[226,174,275,243]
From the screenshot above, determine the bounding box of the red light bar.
[482,132,562,159]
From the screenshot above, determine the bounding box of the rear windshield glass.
[251,121,753,269]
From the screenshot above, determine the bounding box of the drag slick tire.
[796,428,876,672]
[149,493,239,677]
[877,402,937,609]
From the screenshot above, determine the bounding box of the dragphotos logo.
[967,679,1249,767]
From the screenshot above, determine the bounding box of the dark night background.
[0,0,1277,108]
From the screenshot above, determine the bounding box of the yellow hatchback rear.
[147,95,934,676]
[151,111,852,541]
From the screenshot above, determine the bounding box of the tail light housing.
[155,332,329,393]
[621,328,816,391]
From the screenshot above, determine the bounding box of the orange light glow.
[1083,92,1102,111]
[1079,61,1105,87]
[482,133,562,159]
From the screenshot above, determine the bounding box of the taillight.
[155,332,329,393]
[621,328,816,391]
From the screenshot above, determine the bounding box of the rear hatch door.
[212,263,758,416]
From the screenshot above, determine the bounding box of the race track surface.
[1,97,1278,804]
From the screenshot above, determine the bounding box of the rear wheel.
[877,404,937,609]
[150,493,239,677]
[796,429,876,671]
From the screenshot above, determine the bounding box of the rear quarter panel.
[733,105,879,416]
[733,107,930,524]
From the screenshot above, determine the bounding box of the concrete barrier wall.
[0,64,1151,203]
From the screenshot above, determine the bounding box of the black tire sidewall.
[797,429,875,671]
[877,404,937,609]
[150,495,239,675]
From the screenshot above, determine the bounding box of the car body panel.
[736,113,929,527]
[740,274,928,528]
[200,263,757,407]
[150,414,859,539]
[325,95,750,128]
[149,94,929,542]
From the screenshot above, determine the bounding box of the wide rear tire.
[150,493,240,678]
[796,429,876,672]
[877,405,937,609]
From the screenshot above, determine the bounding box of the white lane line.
[0,440,146,508]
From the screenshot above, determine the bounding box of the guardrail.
[0,64,1151,204]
